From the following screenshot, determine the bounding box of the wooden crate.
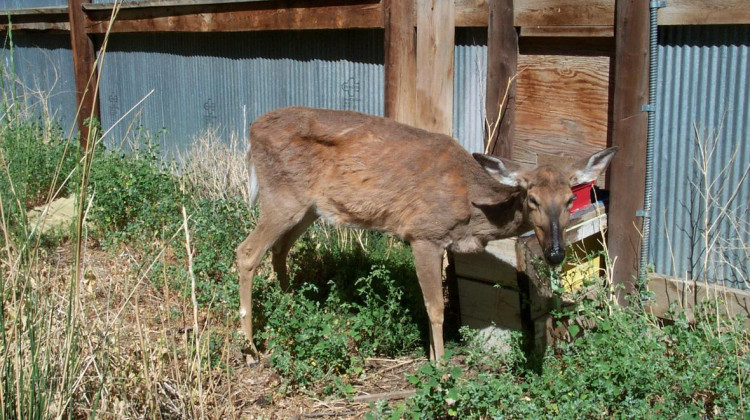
[454,204,607,354]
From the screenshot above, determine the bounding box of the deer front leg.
[236,216,295,363]
[411,240,446,361]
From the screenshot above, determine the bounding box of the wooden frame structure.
[1,0,748,302]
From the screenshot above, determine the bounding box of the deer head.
[473,147,618,265]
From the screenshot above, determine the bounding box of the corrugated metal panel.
[97,30,384,156]
[651,25,750,289]
[1,32,78,132]
[454,28,488,154]
[0,0,65,9]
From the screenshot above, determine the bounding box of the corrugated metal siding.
[97,30,384,156]
[0,0,66,9]
[1,32,78,132]
[651,25,750,289]
[454,28,488,154]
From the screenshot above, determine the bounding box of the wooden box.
[454,204,608,354]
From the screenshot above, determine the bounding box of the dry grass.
[176,128,250,203]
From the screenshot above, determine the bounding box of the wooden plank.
[515,0,614,27]
[455,0,489,27]
[485,0,518,158]
[415,0,454,135]
[647,274,750,326]
[512,54,612,169]
[384,0,416,126]
[84,0,383,33]
[455,0,616,27]
[83,0,258,9]
[659,0,750,25]
[520,25,614,37]
[0,22,69,31]
[457,277,523,331]
[68,0,100,148]
[0,6,69,31]
[608,0,649,304]
[0,6,68,15]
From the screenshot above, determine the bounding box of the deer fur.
[236,106,617,361]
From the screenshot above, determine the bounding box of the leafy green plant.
[0,119,78,244]
[84,143,184,243]
[171,197,255,310]
[373,299,749,419]
[256,265,421,394]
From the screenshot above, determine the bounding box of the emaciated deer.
[236,107,617,361]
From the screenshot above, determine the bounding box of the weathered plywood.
[415,0,454,135]
[454,239,519,288]
[512,54,611,169]
[659,0,750,25]
[457,277,523,331]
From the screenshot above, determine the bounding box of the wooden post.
[485,0,517,158]
[608,0,649,304]
[68,0,100,148]
[415,0,454,135]
[384,0,416,126]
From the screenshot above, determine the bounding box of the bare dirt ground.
[44,241,423,419]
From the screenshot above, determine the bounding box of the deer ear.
[473,153,525,188]
[568,147,619,186]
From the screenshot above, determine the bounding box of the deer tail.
[246,142,259,207]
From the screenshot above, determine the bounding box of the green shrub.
[0,119,78,242]
[373,300,750,419]
[85,145,184,243]
[171,197,255,310]
[257,265,421,394]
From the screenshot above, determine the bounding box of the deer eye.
[567,196,577,207]
[528,195,540,208]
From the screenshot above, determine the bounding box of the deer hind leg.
[411,240,446,361]
[236,206,309,359]
[271,210,318,290]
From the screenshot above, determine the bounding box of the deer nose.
[545,247,565,266]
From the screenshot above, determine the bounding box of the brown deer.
[236,106,617,361]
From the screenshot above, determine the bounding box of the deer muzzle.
[544,220,566,265]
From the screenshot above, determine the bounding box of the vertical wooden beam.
[485,0,517,158]
[68,0,100,148]
[609,0,649,304]
[415,0,455,135]
[384,0,416,126]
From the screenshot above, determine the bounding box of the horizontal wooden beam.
[520,25,614,37]
[659,0,750,25]
[2,0,750,34]
[0,6,70,31]
[83,0,384,33]
[647,274,750,326]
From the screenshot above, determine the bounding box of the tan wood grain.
[384,0,417,126]
[84,1,383,33]
[415,0,455,135]
[659,0,750,25]
[512,54,612,170]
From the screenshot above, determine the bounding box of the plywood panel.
[513,54,611,172]
[457,278,523,331]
